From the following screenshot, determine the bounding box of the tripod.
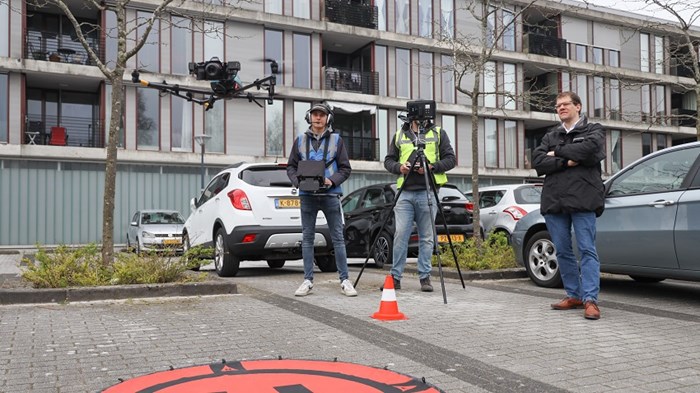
[353,122,465,304]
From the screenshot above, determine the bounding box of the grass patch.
[432,231,517,270]
[21,244,211,288]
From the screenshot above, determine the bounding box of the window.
[655,85,666,125]
[485,119,497,167]
[377,108,389,160]
[609,50,620,67]
[440,0,453,39]
[503,63,516,110]
[486,6,496,48]
[609,79,620,120]
[105,11,118,68]
[265,0,282,14]
[655,36,664,74]
[418,52,433,100]
[441,54,454,103]
[611,130,621,174]
[561,71,570,92]
[608,146,700,194]
[265,30,284,84]
[171,97,192,151]
[105,85,125,147]
[418,0,432,37]
[0,2,8,57]
[171,17,192,75]
[376,45,388,96]
[293,0,310,19]
[293,33,311,89]
[396,0,410,34]
[483,61,496,108]
[502,9,515,51]
[640,33,650,72]
[576,44,586,62]
[641,84,650,122]
[642,133,652,156]
[137,11,160,72]
[504,120,516,168]
[657,134,667,150]
[0,74,6,143]
[377,0,387,31]
[593,47,603,65]
[266,99,284,156]
[576,74,587,113]
[396,48,411,98]
[203,21,224,61]
[136,88,159,149]
[294,101,310,137]
[442,115,456,164]
[593,77,604,118]
[204,97,224,153]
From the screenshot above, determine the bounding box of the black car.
[342,183,474,268]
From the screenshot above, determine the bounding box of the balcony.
[25,114,104,148]
[324,67,379,95]
[325,0,378,29]
[343,135,380,161]
[524,91,557,113]
[670,108,697,128]
[524,33,567,59]
[26,30,103,65]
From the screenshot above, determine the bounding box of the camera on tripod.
[406,100,436,121]
[189,57,241,81]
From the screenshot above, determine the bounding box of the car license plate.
[276,198,300,209]
[163,238,181,245]
[437,234,464,243]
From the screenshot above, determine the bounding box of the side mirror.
[190,197,198,211]
[130,221,138,226]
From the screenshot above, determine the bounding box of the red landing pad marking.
[102,359,445,392]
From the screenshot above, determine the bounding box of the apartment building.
[0,0,698,246]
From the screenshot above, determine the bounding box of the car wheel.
[183,233,200,271]
[315,255,338,273]
[524,231,562,288]
[214,228,240,277]
[267,260,286,269]
[372,231,393,269]
[629,275,665,283]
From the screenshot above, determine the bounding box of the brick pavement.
[2,262,700,392]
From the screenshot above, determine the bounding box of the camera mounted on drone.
[132,57,278,111]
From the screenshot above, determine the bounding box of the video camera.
[406,100,436,121]
[189,57,240,81]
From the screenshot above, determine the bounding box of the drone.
[131,57,278,111]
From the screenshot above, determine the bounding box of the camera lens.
[205,62,222,79]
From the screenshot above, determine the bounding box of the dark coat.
[532,116,606,217]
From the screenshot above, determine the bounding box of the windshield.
[240,166,293,187]
[141,212,185,225]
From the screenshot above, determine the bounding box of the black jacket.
[532,116,606,217]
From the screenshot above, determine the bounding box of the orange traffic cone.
[372,275,407,321]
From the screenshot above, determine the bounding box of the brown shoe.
[584,302,600,320]
[551,297,584,310]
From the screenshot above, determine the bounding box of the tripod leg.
[427,174,466,289]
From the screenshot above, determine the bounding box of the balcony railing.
[25,114,104,148]
[343,135,380,161]
[324,67,379,95]
[524,92,557,113]
[325,0,378,29]
[25,30,104,65]
[524,33,567,59]
[671,108,698,127]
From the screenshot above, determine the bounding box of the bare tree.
[444,0,536,243]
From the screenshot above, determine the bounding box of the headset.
[305,102,334,125]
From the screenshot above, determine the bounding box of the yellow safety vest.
[395,126,448,188]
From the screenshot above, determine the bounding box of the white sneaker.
[295,280,313,296]
[340,279,358,297]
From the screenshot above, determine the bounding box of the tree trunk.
[470,71,483,245]
[101,72,124,265]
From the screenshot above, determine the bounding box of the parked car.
[342,183,474,268]
[182,162,334,277]
[127,210,186,254]
[464,184,542,238]
[512,142,700,287]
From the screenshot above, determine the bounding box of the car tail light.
[241,234,257,243]
[409,234,419,242]
[503,206,528,220]
[465,202,474,213]
[228,189,252,210]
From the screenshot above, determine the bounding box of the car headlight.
[142,231,155,238]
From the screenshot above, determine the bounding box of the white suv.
[182,162,335,277]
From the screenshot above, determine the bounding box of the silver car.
[465,184,542,238]
[126,210,185,254]
[512,141,700,287]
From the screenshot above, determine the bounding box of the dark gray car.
[512,141,700,287]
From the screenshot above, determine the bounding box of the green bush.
[431,232,517,270]
[21,244,209,288]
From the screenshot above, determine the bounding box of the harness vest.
[395,126,448,188]
[297,130,343,195]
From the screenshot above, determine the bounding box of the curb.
[401,266,527,281]
[0,281,237,305]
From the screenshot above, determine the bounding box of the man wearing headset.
[286,102,356,297]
